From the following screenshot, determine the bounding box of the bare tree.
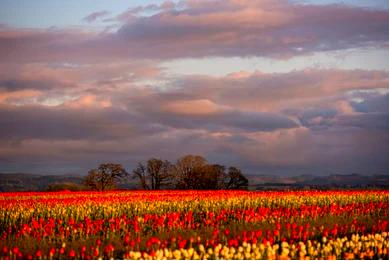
[83,163,127,191]
[174,155,208,189]
[132,158,173,190]
[191,164,226,189]
[147,158,172,190]
[132,162,150,190]
[211,164,227,189]
[225,166,248,190]
[132,155,249,190]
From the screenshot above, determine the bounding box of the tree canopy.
[133,155,249,190]
[84,155,249,191]
[83,163,127,191]
[133,158,173,190]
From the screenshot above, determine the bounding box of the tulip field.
[0,190,388,259]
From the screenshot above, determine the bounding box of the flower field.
[0,190,388,260]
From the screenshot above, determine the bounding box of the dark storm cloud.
[336,113,389,130]
[352,93,389,113]
[0,79,67,91]
[0,104,167,141]
[0,102,298,146]
[296,108,338,130]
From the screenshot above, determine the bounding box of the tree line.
[83,155,248,191]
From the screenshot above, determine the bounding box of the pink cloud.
[1,0,389,177]
[162,99,226,115]
[0,89,41,104]
[63,95,112,109]
[1,1,389,62]
[163,69,389,113]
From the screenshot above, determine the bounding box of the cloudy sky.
[0,0,389,175]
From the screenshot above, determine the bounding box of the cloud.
[1,0,389,178]
[3,122,388,175]
[0,29,94,63]
[62,95,112,109]
[335,113,389,130]
[1,67,387,146]
[296,108,338,130]
[0,89,41,104]
[125,1,177,16]
[160,69,389,112]
[83,10,111,23]
[0,61,164,107]
[162,99,225,115]
[77,1,389,59]
[156,106,299,132]
[1,1,389,62]
[351,92,389,113]
[124,92,299,132]
[0,103,168,141]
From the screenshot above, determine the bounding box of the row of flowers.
[1,190,387,228]
[0,190,388,259]
[2,232,388,260]
[125,232,389,260]
[2,203,388,240]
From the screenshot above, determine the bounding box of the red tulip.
[178,239,187,249]
[68,249,76,258]
[12,247,19,255]
[124,235,130,245]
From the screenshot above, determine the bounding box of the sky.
[0,0,389,176]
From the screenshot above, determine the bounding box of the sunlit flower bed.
[0,190,388,259]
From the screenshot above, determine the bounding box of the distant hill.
[0,172,388,192]
[0,173,141,192]
[247,173,389,190]
[0,173,84,192]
